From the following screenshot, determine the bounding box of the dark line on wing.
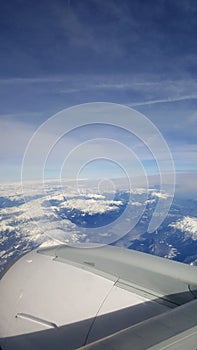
[83,278,118,346]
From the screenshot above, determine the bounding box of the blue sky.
[0,0,197,189]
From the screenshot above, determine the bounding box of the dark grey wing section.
[77,298,197,350]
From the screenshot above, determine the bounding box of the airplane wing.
[0,244,196,350]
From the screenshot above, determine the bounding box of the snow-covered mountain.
[169,216,197,239]
[0,179,197,273]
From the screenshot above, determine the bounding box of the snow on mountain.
[0,179,196,272]
[60,198,122,215]
[169,216,197,239]
[130,201,144,206]
[150,191,170,199]
[164,247,178,259]
[84,193,106,199]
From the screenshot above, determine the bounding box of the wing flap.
[77,299,197,350]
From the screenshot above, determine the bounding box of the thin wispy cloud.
[0,77,66,85]
[129,94,197,106]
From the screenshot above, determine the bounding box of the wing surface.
[0,244,196,349]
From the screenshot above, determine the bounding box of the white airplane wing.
[0,244,196,349]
